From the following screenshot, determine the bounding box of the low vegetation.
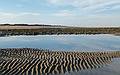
[0,24,120,36]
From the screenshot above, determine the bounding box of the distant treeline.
[0,26,120,36]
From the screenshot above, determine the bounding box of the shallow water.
[0,34,120,51]
[61,58,120,75]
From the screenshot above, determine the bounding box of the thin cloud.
[0,12,41,23]
[53,10,75,17]
[0,0,120,26]
[47,0,120,14]
[0,12,40,19]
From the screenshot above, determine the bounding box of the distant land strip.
[0,48,120,75]
[0,24,120,36]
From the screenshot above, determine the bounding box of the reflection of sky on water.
[0,34,120,51]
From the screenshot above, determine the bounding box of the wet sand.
[0,48,120,75]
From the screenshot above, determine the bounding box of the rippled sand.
[0,48,120,75]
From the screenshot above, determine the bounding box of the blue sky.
[0,0,120,27]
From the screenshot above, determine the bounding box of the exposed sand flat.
[0,26,43,29]
[0,26,67,29]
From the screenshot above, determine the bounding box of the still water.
[0,34,120,75]
[0,34,120,51]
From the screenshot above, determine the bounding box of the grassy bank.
[0,25,120,36]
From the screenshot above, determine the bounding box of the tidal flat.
[0,25,120,75]
[0,48,120,75]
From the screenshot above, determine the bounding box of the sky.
[0,0,120,27]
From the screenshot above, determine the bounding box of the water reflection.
[0,34,120,51]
